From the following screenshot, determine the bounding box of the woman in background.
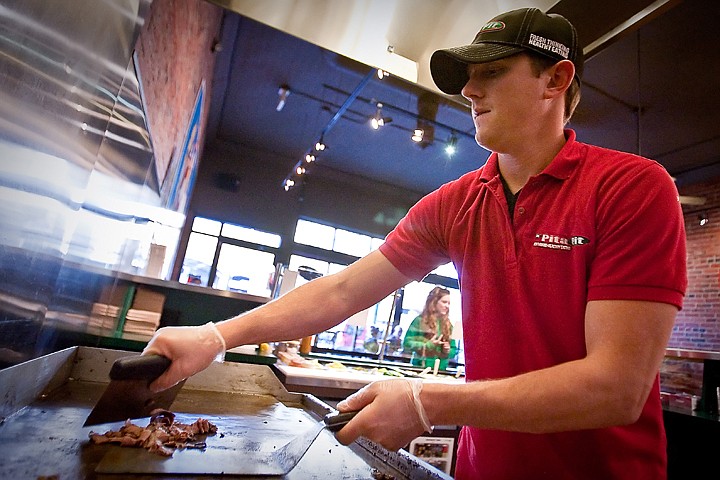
[403,286,458,370]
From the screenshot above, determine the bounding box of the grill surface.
[0,347,451,479]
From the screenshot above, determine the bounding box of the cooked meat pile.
[88,408,218,457]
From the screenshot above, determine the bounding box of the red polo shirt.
[380,130,687,479]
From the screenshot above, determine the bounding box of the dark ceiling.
[205,0,720,197]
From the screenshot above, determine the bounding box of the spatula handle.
[109,354,171,381]
[324,410,358,432]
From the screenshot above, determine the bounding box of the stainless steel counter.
[665,348,720,416]
[665,348,720,361]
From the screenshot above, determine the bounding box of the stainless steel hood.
[209,0,559,92]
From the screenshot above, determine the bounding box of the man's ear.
[545,59,574,98]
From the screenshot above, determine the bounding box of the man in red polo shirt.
[144,7,686,479]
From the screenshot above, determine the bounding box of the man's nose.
[461,79,481,100]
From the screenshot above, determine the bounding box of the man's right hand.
[142,322,226,392]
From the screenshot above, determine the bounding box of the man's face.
[461,54,548,153]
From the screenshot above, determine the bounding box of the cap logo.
[528,33,570,58]
[480,21,505,33]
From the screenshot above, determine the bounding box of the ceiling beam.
[549,0,682,59]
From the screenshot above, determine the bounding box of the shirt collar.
[478,129,582,184]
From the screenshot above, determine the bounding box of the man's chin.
[474,135,493,153]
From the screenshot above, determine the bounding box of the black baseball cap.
[430,8,583,95]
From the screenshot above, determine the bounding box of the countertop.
[272,360,465,400]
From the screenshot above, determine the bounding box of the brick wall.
[134,0,222,187]
[674,181,720,351]
[661,180,720,395]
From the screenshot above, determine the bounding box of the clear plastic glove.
[334,378,432,451]
[142,322,226,393]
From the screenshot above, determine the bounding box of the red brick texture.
[134,0,222,187]
[675,181,720,352]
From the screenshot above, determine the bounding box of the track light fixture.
[283,68,379,192]
[371,103,383,129]
[279,65,480,191]
[699,212,709,226]
[445,132,458,156]
[371,102,392,130]
[276,84,290,111]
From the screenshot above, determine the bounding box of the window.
[294,218,376,257]
[222,223,281,248]
[181,232,218,285]
[192,217,221,236]
[294,219,334,250]
[178,216,463,368]
[179,217,280,296]
[432,262,458,280]
[333,229,372,257]
[213,244,276,297]
[397,281,463,365]
[288,255,330,275]
[288,219,463,367]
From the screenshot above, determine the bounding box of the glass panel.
[131,220,180,280]
[328,263,347,275]
[397,282,463,365]
[362,294,396,353]
[288,254,330,276]
[333,229,372,257]
[179,232,218,286]
[212,244,275,297]
[294,219,334,250]
[432,262,458,279]
[192,216,221,236]
[222,223,281,248]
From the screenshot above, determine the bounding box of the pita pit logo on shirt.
[533,233,590,251]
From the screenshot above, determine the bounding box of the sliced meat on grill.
[88,408,217,457]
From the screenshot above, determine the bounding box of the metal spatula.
[84,354,185,427]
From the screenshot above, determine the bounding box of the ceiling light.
[283,178,295,191]
[377,68,388,79]
[276,84,290,111]
[371,103,384,130]
[412,129,424,142]
[296,166,306,175]
[305,153,315,163]
[699,212,709,226]
[315,140,326,151]
[445,132,458,156]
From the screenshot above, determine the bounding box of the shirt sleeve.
[587,160,687,309]
[380,187,452,281]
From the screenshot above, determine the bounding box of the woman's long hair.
[421,286,452,342]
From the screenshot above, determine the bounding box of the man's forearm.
[215,250,413,349]
[216,274,351,348]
